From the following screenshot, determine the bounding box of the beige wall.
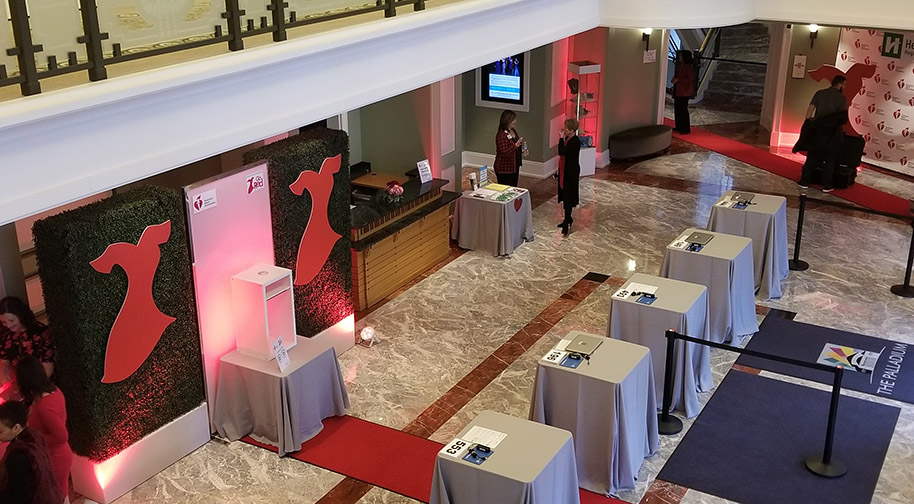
[358,86,431,177]
[779,24,841,136]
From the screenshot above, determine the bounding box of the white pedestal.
[72,403,210,504]
[231,264,296,360]
[580,147,596,177]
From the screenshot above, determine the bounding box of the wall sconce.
[642,28,652,50]
[809,24,819,48]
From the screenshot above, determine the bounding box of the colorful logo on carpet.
[817,343,882,374]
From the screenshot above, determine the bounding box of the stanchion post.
[790,192,810,271]
[805,366,847,478]
[890,220,914,298]
[658,330,683,435]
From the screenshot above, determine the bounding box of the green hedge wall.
[244,128,353,337]
[32,186,204,461]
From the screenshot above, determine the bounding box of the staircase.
[701,23,770,114]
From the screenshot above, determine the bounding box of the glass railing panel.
[96,0,226,56]
[1,6,17,76]
[24,0,85,71]
[286,0,377,21]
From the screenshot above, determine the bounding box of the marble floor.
[78,120,914,504]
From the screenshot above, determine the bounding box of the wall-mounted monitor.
[476,52,530,112]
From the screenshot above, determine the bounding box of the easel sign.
[417,159,433,184]
[272,336,291,372]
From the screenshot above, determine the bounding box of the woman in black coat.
[557,118,581,236]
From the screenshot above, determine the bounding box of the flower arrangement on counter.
[381,180,404,206]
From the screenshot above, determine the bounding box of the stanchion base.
[658,413,683,435]
[789,259,809,271]
[805,455,847,478]
[890,284,914,298]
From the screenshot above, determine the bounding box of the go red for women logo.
[90,221,176,383]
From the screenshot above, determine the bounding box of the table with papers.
[213,344,349,456]
[451,184,534,256]
[661,228,759,344]
[607,273,712,418]
[529,332,658,496]
[707,190,789,300]
[430,410,580,504]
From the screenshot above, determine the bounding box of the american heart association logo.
[856,115,864,124]
[859,86,866,96]
[841,52,849,61]
[902,157,909,166]
[868,103,877,113]
[193,195,203,211]
[875,150,883,159]
[894,109,903,119]
[898,79,906,89]
[888,139,896,148]
[887,61,896,71]
[874,73,882,83]
[868,29,877,36]
[909,97,914,107]
[865,56,872,66]
[903,128,911,138]
[884,91,892,101]
[855,39,862,49]
[877,121,886,131]
[864,133,872,142]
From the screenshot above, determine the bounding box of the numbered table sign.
[272,337,291,373]
[440,438,471,458]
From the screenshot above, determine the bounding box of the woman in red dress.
[16,356,71,502]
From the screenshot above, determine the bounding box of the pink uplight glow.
[93,454,127,490]
[341,313,355,333]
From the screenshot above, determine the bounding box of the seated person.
[0,400,62,504]
[0,297,55,397]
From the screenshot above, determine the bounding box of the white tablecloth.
[660,228,759,344]
[213,344,349,456]
[607,273,712,418]
[529,332,658,496]
[707,191,789,300]
[430,410,580,504]
[451,189,534,256]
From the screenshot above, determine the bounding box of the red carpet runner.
[244,415,626,503]
[663,118,910,216]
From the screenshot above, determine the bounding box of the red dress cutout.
[90,220,176,383]
[29,388,72,499]
[288,154,342,286]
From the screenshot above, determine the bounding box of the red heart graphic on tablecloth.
[514,198,523,212]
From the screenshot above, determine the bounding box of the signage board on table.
[479,165,489,187]
[417,159,433,184]
[272,336,291,372]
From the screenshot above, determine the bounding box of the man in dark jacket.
[797,76,848,192]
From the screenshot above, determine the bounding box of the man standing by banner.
[798,76,848,192]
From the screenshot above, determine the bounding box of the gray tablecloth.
[606,273,712,418]
[660,228,759,344]
[707,191,789,300]
[451,190,534,256]
[430,410,580,504]
[213,344,349,456]
[529,332,658,496]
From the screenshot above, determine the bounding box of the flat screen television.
[476,52,529,112]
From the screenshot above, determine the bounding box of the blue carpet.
[736,316,914,404]
[657,370,899,504]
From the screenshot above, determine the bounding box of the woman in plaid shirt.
[493,110,524,187]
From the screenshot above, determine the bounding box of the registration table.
[430,410,580,504]
[451,185,534,256]
[213,344,350,456]
[606,273,712,418]
[707,190,789,300]
[660,228,759,344]
[529,332,658,496]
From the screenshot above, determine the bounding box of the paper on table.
[554,339,571,351]
[464,426,507,449]
[670,233,690,249]
[485,183,510,191]
[472,188,499,198]
[627,282,658,295]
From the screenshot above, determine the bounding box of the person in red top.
[0,297,55,400]
[671,50,695,134]
[0,400,62,504]
[16,356,71,502]
[493,110,524,187]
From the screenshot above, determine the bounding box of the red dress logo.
[288,154,342,286]
[808,64,877,136]
[90,221,176,383]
